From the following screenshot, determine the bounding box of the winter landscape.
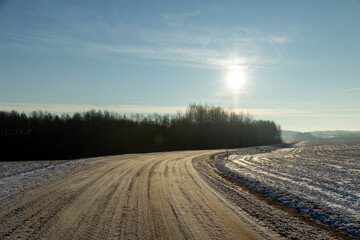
[1,0,360,239]
[215,138,360,237]
[1,138,359,239]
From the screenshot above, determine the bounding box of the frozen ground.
[0,156,114,201]
[215,138,360,238]
[0,149,355,239]
[1,151,282,240]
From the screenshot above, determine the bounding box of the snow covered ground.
[215,138,360,238]
[0,156,114,201]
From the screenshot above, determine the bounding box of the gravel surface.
[0,144,357,239]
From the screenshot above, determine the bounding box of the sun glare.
[226,70,246,92]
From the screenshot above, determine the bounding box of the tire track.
[3,149,347,240]
[0,164,119,239]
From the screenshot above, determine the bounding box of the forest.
[0,104,282,160]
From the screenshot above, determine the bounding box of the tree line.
[0,104,282,160]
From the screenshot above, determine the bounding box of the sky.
[0,0,359,132]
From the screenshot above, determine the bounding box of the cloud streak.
[0,7,293,71]
[0,102,186,115]
[343,87,360,92]
[1,102,359,118]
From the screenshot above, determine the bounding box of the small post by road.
[226,143,229,161]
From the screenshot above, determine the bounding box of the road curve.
[0,150,276,239]
[0,150,348,240]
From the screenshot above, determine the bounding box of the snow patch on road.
[0,157,111,201]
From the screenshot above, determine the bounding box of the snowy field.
[215,138,360,237]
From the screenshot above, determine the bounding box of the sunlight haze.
[226,70,246,93]
[0,0,359,131]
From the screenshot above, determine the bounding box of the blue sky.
[0,0,359,131]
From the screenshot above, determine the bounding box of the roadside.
[194,149,356,239]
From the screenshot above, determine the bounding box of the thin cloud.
[2,102,358,118]
[162,10,203,26]
[0,102,186,115]
[343,87,360,92]
[232,108,360,118]
[0,13,293,71]
[16,31,269,70]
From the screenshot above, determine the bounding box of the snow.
[215,138,360,238]
[0,157,110,201]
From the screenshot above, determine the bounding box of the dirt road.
[0,150,349,239]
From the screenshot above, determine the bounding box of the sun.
[226,70,246,91]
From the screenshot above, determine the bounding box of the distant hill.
[311,131,360,138]
[281,130,299,140]
[294,132,315,140]
[282,130,360,140]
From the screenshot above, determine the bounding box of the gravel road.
[0,150,352,239]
